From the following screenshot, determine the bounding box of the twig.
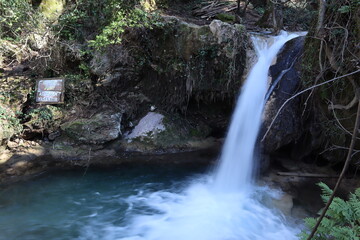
[328,100,360,140]
[320,144,360,158]
[306,88,360,240]
[261,69,360,142]
[328,96,357,111]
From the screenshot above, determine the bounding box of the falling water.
[214,31,301,192]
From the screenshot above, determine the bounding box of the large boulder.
[261,36,305,154]
[120,111,212,152]
[61,111,122,144]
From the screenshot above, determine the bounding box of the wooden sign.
[36,78,65,104]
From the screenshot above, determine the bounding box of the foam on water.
[79,32,302,240]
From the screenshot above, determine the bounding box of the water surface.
[0,165,207,240]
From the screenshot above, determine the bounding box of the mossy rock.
[124,112,211,152]
[61,112,122,144]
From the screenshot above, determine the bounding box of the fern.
[300,183,360,240]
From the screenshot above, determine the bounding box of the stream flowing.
[0,32,303,240]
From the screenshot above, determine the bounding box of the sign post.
[36,78,65,104]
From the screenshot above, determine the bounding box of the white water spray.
[80,32,304,240]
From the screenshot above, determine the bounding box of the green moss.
[215,13,235,23]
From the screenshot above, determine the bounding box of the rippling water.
[0,165,300,240]
[0,166,206,240]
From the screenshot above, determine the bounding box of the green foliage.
[300,183,360,240]
[0,0,39,40]
[53,0,164,47]
[63,73,93,106]
[0,106,22,135]
[338,0,360,13]
[88,7,162,49]
[55,7,87,41]
[25,106,63,130]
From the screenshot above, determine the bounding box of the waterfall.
[111,32,303,240]
[214,31,301,192]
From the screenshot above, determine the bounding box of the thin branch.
[328,100,360,140]
[306,88,360,239]
[328,96,357,111]
[320,144,360,158]
[262,69,360,142]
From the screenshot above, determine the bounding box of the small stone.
[48,131,61,141]
[272,193,293,216]
[6,168,15,175]
[7,141,18,149]
[150,105,156,111]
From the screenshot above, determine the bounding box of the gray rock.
[261,36,305,153]
[61,112,122,144]
[120,112,212,153]
[209,20,245,45]
[125,112,165,142]
[6,141,18,149]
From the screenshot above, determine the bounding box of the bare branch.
[306,88,360,239]
[261,69,360,142]
[328,96,358,111]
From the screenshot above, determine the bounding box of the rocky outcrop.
[60,111,122,144]
[90,18,248,112]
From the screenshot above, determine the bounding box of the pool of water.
[0,165,209,240]
[0,164,300,240]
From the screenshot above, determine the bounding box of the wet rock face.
[261,36,305,154]
[90,18,248,113]
[60,111,122,144]
[141,18,247,112]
